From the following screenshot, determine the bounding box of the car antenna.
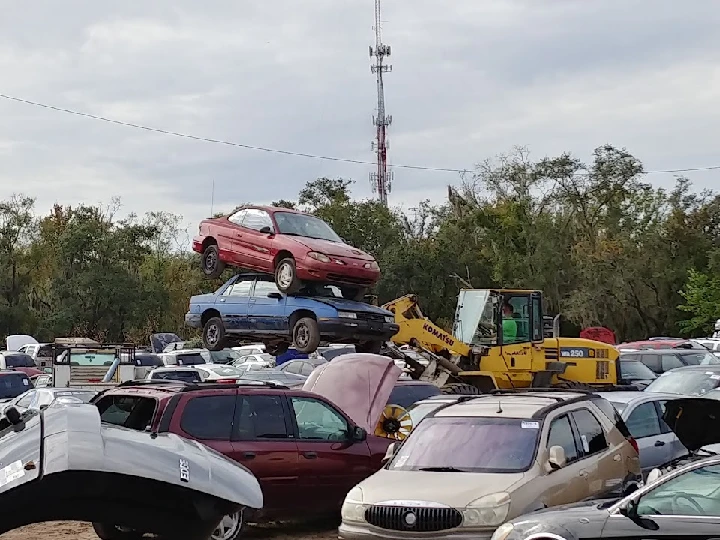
[496,399,503,414]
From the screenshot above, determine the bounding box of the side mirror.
[546,445,566,472]
[259,226,274,235]
[351,426,367,442]
[5,407,22,426]
[381,442,397,464]
[646,468,662,484]
[267,292,283,300]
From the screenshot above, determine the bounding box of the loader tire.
[441,383,482,395]
[554,380,593,391]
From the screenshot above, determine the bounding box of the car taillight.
[628,436,639,454]
[216,378,237,384]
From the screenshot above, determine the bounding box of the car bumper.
[297,256,380,287]
[339,523,492,540]
[185,312,202,329]
[192,236,204,254]
[318,319,399,341]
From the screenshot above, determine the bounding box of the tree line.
[1,144,718,346]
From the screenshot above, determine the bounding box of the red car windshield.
[273,212,343,243]
[388,416,540,472]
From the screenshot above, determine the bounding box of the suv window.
[235,395,289,440]
[661,354,684,372]
[625,402,661,439]
[181,395,236,440]
[290,397,348,440]
[3,353,35,368]
[571,408,608,455]
[94,395,157,430]
[547,414,579,463]
[640,354,662,373]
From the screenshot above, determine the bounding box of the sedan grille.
[355,312,386,323]
[365,505,462,532]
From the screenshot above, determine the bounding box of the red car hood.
[302,353,402,432]
[290,236,375,261]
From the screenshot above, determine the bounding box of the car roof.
[0,370,28,376]
[622,348,706,355]
[661,364,720,372]
[433,391,591,419]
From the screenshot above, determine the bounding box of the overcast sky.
[1,0,720,234]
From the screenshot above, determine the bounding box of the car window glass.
[94,395,157,431]
[571,408,608,455]
[253,280,280,297]
[388,384,443,409]
[235,395,288,440]
[4,354,35,368]
[228,209,247,225]
[637,463,720,516]
[283,362,301,374]
[242,209,273,232]
[0,375,31,399]
[290,397,348,440]
[640,354,662,373]
[36,391,55,408]
[181,395,236,440]
[681,352,720,365]
[654,400,673,434]
[661,354,684,371]
[625,402,662,439]
[546,414,579,463]
[300,362,315,376]
[223,280,253,297]
[15,391,35,408]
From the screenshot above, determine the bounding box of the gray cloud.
[1,0,720,235]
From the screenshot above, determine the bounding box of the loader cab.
[453,289,544,348]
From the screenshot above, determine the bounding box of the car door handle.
[303,451,318,459]
[219,298,226,302]
[242,451,256,460]
[654,440,666,447]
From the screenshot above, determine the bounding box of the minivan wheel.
[211,511,245,540]
[92,523,145,540]
[293,317,321,354]
[203,317,227,351]
[202,244,225,279]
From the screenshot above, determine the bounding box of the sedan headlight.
[341,486,367,523]
[491,522,514,540]
[364,261,380,270]
[385,316,394,323]
[308,251,331,263]
[462,492,510,528]
[338,311,357,319]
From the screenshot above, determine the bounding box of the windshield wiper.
[417,466,468,472]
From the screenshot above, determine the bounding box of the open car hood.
[150,332,182,353]
[5,335,38,351]
[0,402,262,538]
[302,353,402,432]
[663,397,720,452]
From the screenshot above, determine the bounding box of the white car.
[193,364,246,383]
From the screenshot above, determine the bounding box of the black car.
[623,348,720,376]
[492,397,720,540]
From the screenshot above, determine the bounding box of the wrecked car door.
[0,410,41,488]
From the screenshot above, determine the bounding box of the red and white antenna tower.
[369,0,393,206]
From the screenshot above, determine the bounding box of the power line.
[1,92,720,177]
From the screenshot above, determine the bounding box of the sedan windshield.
[645,370,720,396]
[273,211,343,243]
[388,417,540,472]
[619,360,657,381]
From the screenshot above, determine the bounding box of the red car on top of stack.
[193,205,380,301]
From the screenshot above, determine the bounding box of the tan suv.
[339,390,641,540]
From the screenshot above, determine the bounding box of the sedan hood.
[303,353,402,432]
[663,397,720,451]
[307,295,392,316]
[291,236,375,261]
[0,402,263,538]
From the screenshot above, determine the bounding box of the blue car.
[185,273,399,355]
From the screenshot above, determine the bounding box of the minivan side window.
[546,414,579,463]
[571,408,608,455]
[181,395,236,440]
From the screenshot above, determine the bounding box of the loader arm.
[382,295,471,358]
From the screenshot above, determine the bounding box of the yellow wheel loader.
[382,290,625,394]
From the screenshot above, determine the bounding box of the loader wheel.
[554,380,593,391]
[292,317,321,353]
[203,317,227,351]
[202,244,225,279]
[442,383,483,395]
[275,258,302,294]
[356,340,383,354]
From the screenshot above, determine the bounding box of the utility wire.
[1,92,719,176]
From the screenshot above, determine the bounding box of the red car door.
[288,395,373,513]
[236,208,275,272]
[229,392,301,515]
[169,389,237,458]
[215,210,247,266]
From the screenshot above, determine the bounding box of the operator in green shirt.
[502,301,518,344]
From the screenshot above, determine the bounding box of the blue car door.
[216,278,254,331]
[248,280,287,333]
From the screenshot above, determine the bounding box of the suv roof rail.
[488,387,597,396]
[116,379,290,391]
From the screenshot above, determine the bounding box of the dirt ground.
[0,521,339,539]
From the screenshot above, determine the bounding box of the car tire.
[341,286,368,302]
[275,257,302,294]
[210,510,245,540]
[203,317,227,351]
[202,244,226,279]
[356,340,383,354]
[292,317,321,353]
[92,523,145,540]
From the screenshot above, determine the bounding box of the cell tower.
[369,0,393,206]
